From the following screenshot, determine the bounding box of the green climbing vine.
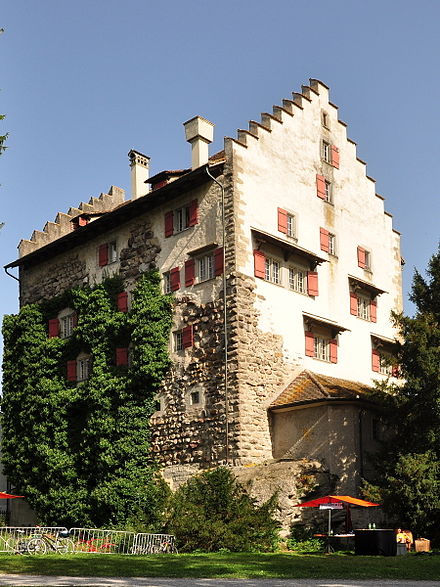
[1,271,173,528]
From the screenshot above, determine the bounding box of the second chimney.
[128,149,150,199]
[183,116,214,170]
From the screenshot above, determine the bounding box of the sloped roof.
[270,370,374,410]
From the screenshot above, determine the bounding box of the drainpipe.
[4,267,19,282]
[205,166,229,465]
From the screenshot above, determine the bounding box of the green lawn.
[0,552,439,581]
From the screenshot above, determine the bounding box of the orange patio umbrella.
[0,492,23,499]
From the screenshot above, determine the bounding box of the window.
[98,241,117,267]
[190,390,200,405]
[322,111,330,128]
[357,246,371,270]
[174,331,184,352]
[77,356,91,382]
[321,141,339,168]
[164,200,198,237]
[60,313,75,339]
[305,331,337,363]
[320,228,336,254]
[153,393,167,414]
[316,175,333,202]
[163,272,171,294]
[265,257,280,284]
[185,385,205,411]
[322,140,330,163]
[278,208,296,238]
[173,325,193,351]
[372,349,394,376]
[288,266,306,294]
[198,253,214,282]
[350,292,377,322]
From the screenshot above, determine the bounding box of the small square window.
[286,214,296,238]
[174,331,184,352]
[190,391,200,405]
[322,111,330,129]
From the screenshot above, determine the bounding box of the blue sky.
[1,0,439,353]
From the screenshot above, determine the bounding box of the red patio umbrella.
[0,492,23,499]
[293,495,380,552]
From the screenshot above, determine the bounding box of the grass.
[0,551,439,581]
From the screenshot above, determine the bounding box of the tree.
[1,272,173,528]
[166,467,280,552]
[363,246,440,540]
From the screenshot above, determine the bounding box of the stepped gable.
[225,77,380,195]
[18,185,125,258]
[270,370,374,409]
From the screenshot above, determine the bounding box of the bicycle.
[131,537,178,555]
[1,529,32,554]
[27,530,75,555]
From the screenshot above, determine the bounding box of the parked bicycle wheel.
[57,538,75,554]
[27,538,47,555]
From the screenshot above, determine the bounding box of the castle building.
[5,79,402,501]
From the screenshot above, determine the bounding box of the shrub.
[166,467,280,552]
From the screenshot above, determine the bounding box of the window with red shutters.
[117,292,128,312]
[370,299,377,323]
[320,227,329,252]
[307,271,319,296]
[305,331,315,357]
[329,339,338,363]
[316,174,327,199]
[277,208,288,234]
[350,292,358,315]
[48,318,59,338]
[331,146,340,168]
[98,243,109,267]
[67,360,77,382]
[182,325,194,348]
[372,349,380,372]
[170,267,180,291]
[116,347,129,366]
[188,199,199,227]
[164,211,174,237]
[214,247,224,276]
[253,250,266,279]
[185,259,195,286]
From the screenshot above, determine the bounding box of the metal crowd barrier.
[0,526,177,555]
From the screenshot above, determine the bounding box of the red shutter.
[170,267,180,291]
[185,259,195,286]
[67,360,77,382]
[305,331,315,357]
[331,146,340,168]
[116,347,129,366]
[277,208,288,234]
[48,318,59,338]
[214,247,224,276]
[307,271,319,296]
[117,292,128,312]
[316,174,326,199]
[350,292,358,316]
[164,211,174,237]
[320,227,329,252]
[188,199,199,227]
[370,299,377,323]
[357,246,366,268]
[253,250,266,279]
[329,339,338,363]
[182,325,193,348]
[98,243,109,267]
[372,349,380,372]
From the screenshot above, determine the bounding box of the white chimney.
[183,116,214,170]
[128,149,150,199]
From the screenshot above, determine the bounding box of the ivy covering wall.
[1,271,173,528]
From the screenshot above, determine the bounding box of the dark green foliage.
[363,246,440,540]
[165,467,280,552]
[1,272,173,528]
